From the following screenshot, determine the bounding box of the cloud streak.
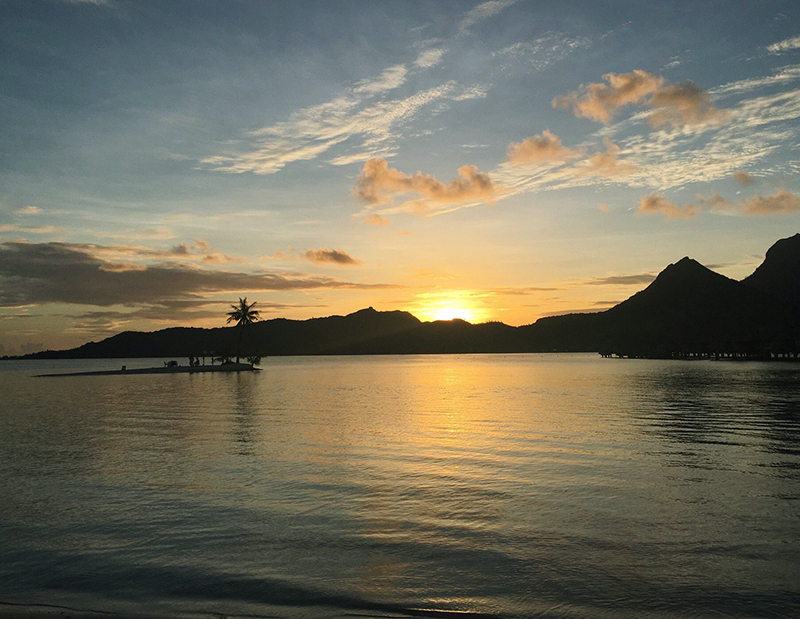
[459,0,519,34]
[303,248,362,266]
[768,35,800,53]
[203,66,486,174]
[0,242,396,309]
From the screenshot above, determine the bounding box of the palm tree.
[226,297,260,364]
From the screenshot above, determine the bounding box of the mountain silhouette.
[593,255,798,357]
[14,234,800,361]
[742,232,800,306]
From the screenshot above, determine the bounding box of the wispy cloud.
[0,224,63,235]
[414,48,445,68]
[364,214,391,227]
[15,206,41,216]
[353,65,408,95]
[459,0,519,34]
[590,273,657,286]
[93,226,177,241]
[203,81,486,174]
[712,63,800,95]
[768,34,800,53]
[494,32,592,71]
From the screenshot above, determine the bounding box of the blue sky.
[1,0,799,353]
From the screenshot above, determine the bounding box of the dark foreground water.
[1,354,799,619]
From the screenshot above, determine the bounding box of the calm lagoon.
[1,354,798,619]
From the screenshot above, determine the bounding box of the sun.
[432,306,473,322]
[413,291,489,323]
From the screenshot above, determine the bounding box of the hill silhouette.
[742,233,800,306]
[15,234,800,361]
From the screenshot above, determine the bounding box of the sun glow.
[412,292,490,323]
[431,305,474,322]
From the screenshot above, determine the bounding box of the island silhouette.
[12,234,800,361]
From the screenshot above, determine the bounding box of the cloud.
[302,248,362,266]
[354,158,497,210]
[646,80,729,127]
[15,206,41,215]
[506,130,580,164]
[733,171,756,186]
[459,0,519,34]
[636,190,799,219]
[94,226,177,241]
[741,189,800,215]
[590,273,656,285]
[553,70,726,128]
[203,81,486,174]
[0,242,396,308]
[0,224,63,235]
[637,194,701,219]
[712,63,800,95]
[686,192,734,214]
[414,48,445,69]
[353,65,408,95]
[768,35,800,53]
[365,214,391,227]
[576,139,635,177]
[495,33,592,71]
[553,70,665,124]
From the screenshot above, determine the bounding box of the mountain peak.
[653,256,720,285]
[742,232,800,306]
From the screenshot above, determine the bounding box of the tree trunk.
[236,324,244,364]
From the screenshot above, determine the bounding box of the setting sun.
[431,306,473,322]
[412,292,488,323]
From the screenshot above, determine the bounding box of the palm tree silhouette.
[226,297,260,364]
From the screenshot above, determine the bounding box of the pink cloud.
[637,194,701,219]
[354,158,497,207]
[303,248,362,266]
[554,70,727,127]
[576,139,635,177]
[506,130,579,164]
[741,189,800,215]
[553,70,664,124]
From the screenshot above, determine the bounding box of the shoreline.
[36,362,259,377]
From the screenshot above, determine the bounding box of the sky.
[1,0,800,354]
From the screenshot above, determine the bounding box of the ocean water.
[0,354,798,619]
